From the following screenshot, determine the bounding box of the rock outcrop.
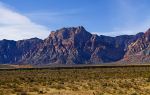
[123,29,150,63]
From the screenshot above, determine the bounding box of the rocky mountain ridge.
[0,26,150,64]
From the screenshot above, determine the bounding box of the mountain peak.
[77,26,85,30]
[57,26,86,34]
[146,28,150,32]
[145,28,150,37]
[48,26,91,40]
[61,26,85,30]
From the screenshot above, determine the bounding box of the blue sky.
[0,0,150,40]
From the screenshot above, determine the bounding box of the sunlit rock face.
[123,29,150,63]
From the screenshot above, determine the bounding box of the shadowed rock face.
[1,26,150,64]
[0,38,42,64]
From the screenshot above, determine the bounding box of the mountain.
[0,26,149,64]
[19,26,133,64]
[123,29,150,63]
[0,38,42,64]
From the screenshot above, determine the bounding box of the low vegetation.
[1,66,150,95]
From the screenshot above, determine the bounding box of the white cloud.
[24,8,83,26]
[92,30,135,37]
[0,2,50,41]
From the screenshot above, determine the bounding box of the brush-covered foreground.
[1,66,150,95]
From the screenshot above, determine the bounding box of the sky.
[0,0,150,40]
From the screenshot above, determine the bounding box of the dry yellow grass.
[0,66,150,95]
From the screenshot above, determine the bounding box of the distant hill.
[0,26,150,64]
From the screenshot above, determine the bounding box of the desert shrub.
[50,84,66,90]
[29,86,39,92]
[38,88,47,94]
[17,91,28,95]
[130,92,139,95]
[147,77,150,82]
[70,86,79,91]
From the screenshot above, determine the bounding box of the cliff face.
[123,29,150,63]
[0,38,42,64]
[1,26,150,64]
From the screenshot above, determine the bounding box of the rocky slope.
[1,26,150,64]
[123,29,150,63]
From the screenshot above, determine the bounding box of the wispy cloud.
[25,9,83,25]
[92,30,138,37]
[0,2,50,41]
